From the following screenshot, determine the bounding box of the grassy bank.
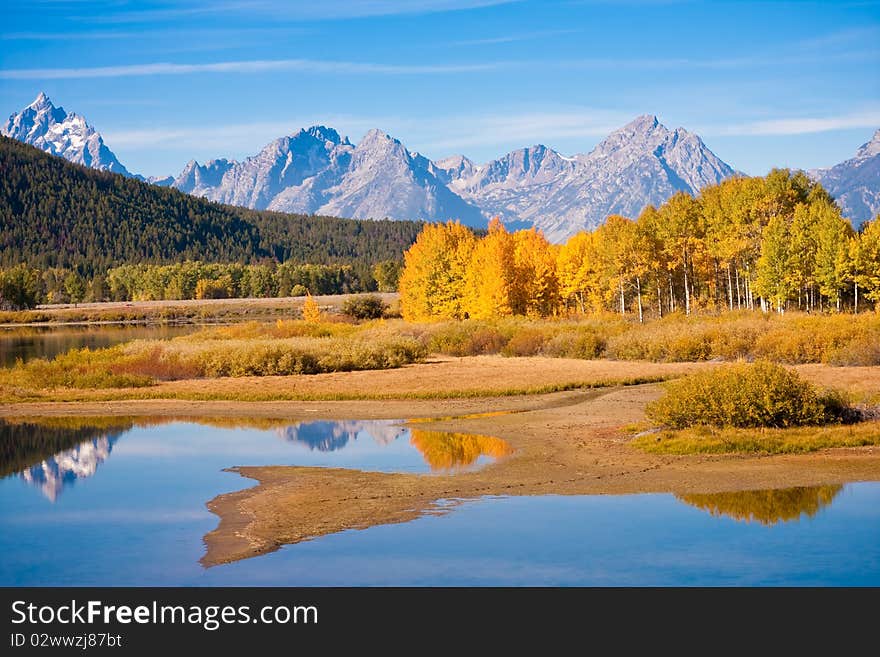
[632,422,880,455]
[192,311,880,365]
[1,311,878,402]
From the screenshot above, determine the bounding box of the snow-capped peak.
[2,92,130,176]
[29,91,52,109]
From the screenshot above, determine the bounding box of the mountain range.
[4,93,878,239]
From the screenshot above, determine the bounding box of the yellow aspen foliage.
[854,217,880,304]
[512,228,560,317]
[302,292,322,323]
[398,221,476,321]
[557,231,603,313]
[464,217,517,319]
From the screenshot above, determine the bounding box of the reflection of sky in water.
[1,420,878,586]
[9,419,496,502]
[1,477,878,586]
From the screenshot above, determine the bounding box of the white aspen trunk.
[855,282,859,314]
[636,277,643,323]
[619,279,625,317]
[727,263,734,311]
[683,264,691,316]
[735,266,742,310]
[657,284,663,319]
[745,264,753,310]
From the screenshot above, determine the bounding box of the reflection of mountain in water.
[274,420,408,452]
[677,485,843,526]
[21,435,120,502]
[0,419,133,502]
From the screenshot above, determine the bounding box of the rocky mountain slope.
[813,129,880,228]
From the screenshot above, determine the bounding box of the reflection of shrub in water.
[677,485,843,526]
[409,429,512,471]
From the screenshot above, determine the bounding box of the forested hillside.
[0,136,423,273]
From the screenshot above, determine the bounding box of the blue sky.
[1,0,878,178]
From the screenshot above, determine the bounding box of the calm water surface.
[0,324,200,366]
[0,418,877,586]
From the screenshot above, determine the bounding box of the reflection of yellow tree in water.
[677,485,843,526]
[410,429,513,471]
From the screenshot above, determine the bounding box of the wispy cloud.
[450,29,578,46]
[0,26,311,41]
[85,0,518,24]
[715,110,880,136]
[0,58,504,80]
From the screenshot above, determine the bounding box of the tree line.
[0,136,421,275]
[0,260,404,308]
[399,169,880,321]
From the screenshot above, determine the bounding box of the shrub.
[542,329,605,359]
[827,332,880,366]
[501,329,549,357]
[427,321,509,356]
[646,361,849,429]
[342,295,388,320]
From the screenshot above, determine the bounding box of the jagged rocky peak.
[354,128,405,154]
[855,128,880,159]
[299,125,348,146]
[173,158,235,193]
[1,92,130,176]
[435,154,477,183]
[478,144,574,185]
[814,127,880,228]
[585,114,668,160]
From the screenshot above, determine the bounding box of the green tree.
[373,260,403,292]
[0,265,41,309]
[852,217,880,307]
[63,272,86,306]
[813,201,854,311]
[754,214,794,312]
